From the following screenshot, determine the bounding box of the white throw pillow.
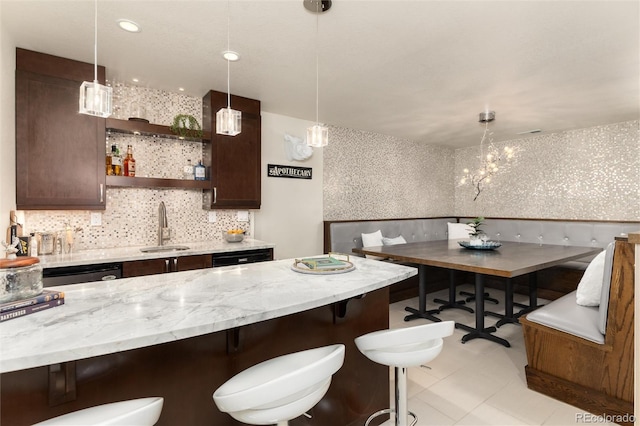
[361,230,384,247]
[447,222,472,239]
[576,250,607,306]
[382,235,407,245]
[361,230,386,260]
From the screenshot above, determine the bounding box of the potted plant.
[170,114,203,139]
[466,216,488,246]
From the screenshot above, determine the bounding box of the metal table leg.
[434,270,474,313]
[457,273,510,347]
[404,265,441,322]
[485,278,520,327]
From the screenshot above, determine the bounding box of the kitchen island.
[0,256,416,425]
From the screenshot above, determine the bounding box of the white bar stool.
[213,344,345,426]
[32,397,164,425]
[355,321,454,426]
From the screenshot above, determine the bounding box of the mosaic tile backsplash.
[22,85,250,250]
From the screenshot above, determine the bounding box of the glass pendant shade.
[216,107,242,136]
[79,80,112,118]
[306,124,328,147]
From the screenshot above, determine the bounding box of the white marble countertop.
[0,256,416,373]
[37,239,276,269]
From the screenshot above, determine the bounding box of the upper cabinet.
[202,90,261,210]
[15,48,106,210]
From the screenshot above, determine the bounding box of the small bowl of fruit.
[224,229,245,243]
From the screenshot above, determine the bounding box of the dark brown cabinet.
[15,48,106,210]
[202,90,261,210]
[122,254,213,278]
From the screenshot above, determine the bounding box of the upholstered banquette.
[521,237,634,425]
[324,217,640,300]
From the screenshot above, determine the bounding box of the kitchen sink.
[140,245,190,253]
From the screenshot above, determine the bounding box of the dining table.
[354,239,602,347]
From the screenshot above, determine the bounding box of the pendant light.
[459,110,519,201]
[79,0,112,118]
[305,0,331,147]
[216,0,241,136]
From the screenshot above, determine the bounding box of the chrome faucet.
[158,201,171,246]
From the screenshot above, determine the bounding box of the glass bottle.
[111,144,123,176]
[124,145,136,177]
[105,147,113,175]
[194,160,206,181]
[183,159,194,180]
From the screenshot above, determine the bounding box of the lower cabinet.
[122,254,212,278]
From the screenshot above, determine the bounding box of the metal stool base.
[364,408,417,426]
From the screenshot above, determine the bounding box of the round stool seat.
[356,321,455,367]
[355,322,455,426]
[33,397,164,425]
[213,344,345,425]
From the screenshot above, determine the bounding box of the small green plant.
[466,216,485,237]
[170,114,203,139]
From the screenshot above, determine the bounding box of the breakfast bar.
[0,257,417,425]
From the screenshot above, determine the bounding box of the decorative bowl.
[223,231,245,243]
[458,240,502,250]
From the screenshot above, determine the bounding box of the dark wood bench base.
[525,366,634,426]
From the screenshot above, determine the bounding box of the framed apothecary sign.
[267,164,312,180]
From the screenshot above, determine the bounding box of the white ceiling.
[2,0,638,148]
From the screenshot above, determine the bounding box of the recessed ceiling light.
[132,78,139,83]
[222,51,240,61]
[117,19,141,33]
[178,87,185,92]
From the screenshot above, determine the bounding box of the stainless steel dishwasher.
[42,263,122,287]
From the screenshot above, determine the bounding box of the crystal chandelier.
[216,0,241,136]
[305,0,330,147]
[459,111,518,201]
[79,0,112,118]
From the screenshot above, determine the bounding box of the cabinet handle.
[99,184,104,203]
[173,258,178,271]
[164,259,170,273]
[213,187,217,204]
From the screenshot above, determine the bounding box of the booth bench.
[324,217,640,301]
[521,237,634,425]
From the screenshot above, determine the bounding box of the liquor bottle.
[124,145,136,177]
[183,159,194,180]
[194,160,206,181]
[105,147,113,175]
[111,144,123,176]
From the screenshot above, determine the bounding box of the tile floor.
[378,284,618,426]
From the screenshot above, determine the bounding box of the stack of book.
[299,256,347,270]
[0,289,65,322]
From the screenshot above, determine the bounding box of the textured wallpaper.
[455,120,640,220]
[323,126,454,220]
[323,120,639,221]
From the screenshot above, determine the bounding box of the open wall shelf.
[105,175,210,189]
[106,118,211,142]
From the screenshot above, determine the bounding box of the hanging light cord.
[93,0,98,82]
[314,2,320,124]
[226,0,231,109]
